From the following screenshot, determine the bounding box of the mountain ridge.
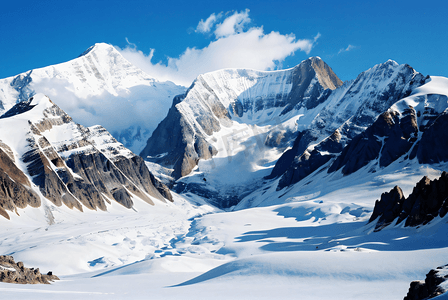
[0,43,186,154]
[0,93,172,220]
[140,57,343,183]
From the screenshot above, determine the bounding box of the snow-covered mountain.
[2,51,448,299]
[234,70,448,211]
[141,58,433,209]
[273,60,428,189]
[0,93,172,221]
[0,43,186,153]
[140,57,343,206]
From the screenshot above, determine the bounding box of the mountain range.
[0,43,185,154]
[1,43,448,299]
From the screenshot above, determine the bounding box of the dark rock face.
[267,131,305,180]
[0,147,41,219]
[369,186,405,230]
[275,129,342,189]
[0,96,36,119]
[404,264,448,300]
[415,105,448,164]
[369,172,448,231]
[0,255,59,284]
[140,95,216,179]
[329,109,418,175]
[328,95,448,178]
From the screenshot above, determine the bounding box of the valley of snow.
[1,159,448,299]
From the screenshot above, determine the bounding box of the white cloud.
[338,44,355,54]
[118,10,319,87]
[196,12,221,33]
[214,9,251,38]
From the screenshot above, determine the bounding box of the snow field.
[1,161,448,299]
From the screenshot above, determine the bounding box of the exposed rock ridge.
[404,264,448,300]
[0,94,172,219]
[369,172,448,231]
[0,146,41,219]
[0,255,59,284]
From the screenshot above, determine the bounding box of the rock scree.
[0,255,59,284]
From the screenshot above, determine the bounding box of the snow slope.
[0,162,447,299]
[1,57,448,299]
[0,43,186,153]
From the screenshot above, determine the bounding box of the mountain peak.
[308,57,343,90]
[78,43,117,57]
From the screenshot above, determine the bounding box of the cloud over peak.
[196,12,221,34]
[119,9,319,86]
[214,9,251,38]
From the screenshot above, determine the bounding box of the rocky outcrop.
[404,264,448,300]
[276,130,342,189]
[0,255,59,284]
[369,172,448,231]
[327,94,448,178]
[368,186,405,231]
[414,103,448,164]
[0,143,41,219]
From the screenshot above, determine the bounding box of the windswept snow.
[1,160,448,299]
[2,57,448,299]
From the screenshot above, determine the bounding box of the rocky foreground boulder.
[0,255,59,284]
[404,264,448,300]
[369,172,448,231]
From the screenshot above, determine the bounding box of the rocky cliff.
[369,172,448,231]
[0,94,172,220]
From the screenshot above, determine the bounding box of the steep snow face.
[0,43,186,153]
[0,93,172,220]
[141,57,342,207]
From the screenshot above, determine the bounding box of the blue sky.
[1,0,447,85]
